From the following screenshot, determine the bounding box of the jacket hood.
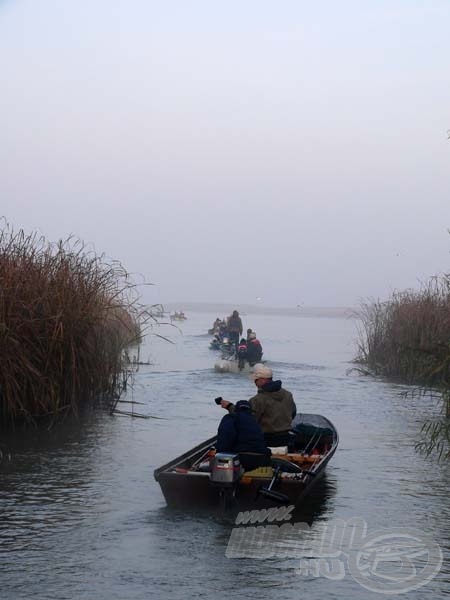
[259,380,282,394]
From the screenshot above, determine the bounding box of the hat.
[248,332,256,340]
[235,400,251,411]
[251,363,272,380]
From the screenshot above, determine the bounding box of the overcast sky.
[1,0,449,307]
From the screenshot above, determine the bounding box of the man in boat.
[226,310,243,348]
[220,364,296,448]
[246,332,263,365]
[237,338,248,370]
[216,400,271,471]
[218,320,228,341]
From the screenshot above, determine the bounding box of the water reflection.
[152,473,336,528]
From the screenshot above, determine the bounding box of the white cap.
[251,363,272,380]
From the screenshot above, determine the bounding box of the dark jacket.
[216,411,269,455]
[246,339,263,364]
[248,380,296,433]
[227,315,243,335]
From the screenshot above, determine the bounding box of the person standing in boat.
[226,310,243,348]
[220,364,296,447]
[216,400,271,471]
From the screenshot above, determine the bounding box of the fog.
[1,0,449,308]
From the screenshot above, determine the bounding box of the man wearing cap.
[220,364,296,447]
[216,400,271,471]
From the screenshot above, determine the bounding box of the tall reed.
[0,224,141,426]
[356,276,450,386]
[356,275,450,459]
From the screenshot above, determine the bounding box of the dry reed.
[356,276,450,386]
[356,275,450,459]
[0,223,141,427]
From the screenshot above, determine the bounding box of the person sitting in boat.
[218,320,228,340]
[216,400,271,471]
[246,332,263,365]
[220,364,296,448]
[246,328,253,341]
[237,338,248,370]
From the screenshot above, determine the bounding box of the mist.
[1,0,449,307]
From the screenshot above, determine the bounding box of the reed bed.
[356,276,450,386]
[0,225,141,427]
[356,275,450,459]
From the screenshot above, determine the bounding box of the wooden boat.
[154,414,338,511]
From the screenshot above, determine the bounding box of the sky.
[1,0,449,308]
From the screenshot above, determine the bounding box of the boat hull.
[154,415,338,511]
[214,359,252,374]
[156,462,329,511]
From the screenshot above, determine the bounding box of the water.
[0,312,449,599]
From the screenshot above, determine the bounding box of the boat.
[148,303,166,318]
[170,312,187,321]
[214,356,253,373]
[214,346,264,373]
[154,413,338,511]
[209,338,222,350]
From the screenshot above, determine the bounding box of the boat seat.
[270,457,303,473]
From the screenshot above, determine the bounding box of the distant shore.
[164,301,357,319]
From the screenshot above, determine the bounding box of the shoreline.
[164,301,357,319]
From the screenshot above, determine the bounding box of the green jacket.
[229,380,296,433]
[248,384,296,433]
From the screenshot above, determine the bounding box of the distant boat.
[149,303,166,318]
[214,356,253,374]
[170,312,187,322]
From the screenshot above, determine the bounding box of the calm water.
[0,312,449,599]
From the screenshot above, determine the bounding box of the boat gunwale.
[154,414,338,482]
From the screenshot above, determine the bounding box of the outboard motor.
[210,453,241,486]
